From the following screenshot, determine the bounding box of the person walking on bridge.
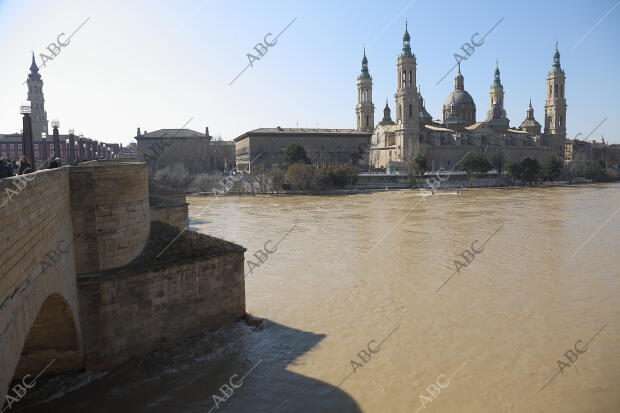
[18,156,32,175]
[49,158,62,169]
[0,158,15,179]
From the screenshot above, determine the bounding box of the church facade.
[364,23,567,171]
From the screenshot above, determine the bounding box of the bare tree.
[154,163,192,190]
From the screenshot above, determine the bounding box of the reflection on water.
[20,184,620,412]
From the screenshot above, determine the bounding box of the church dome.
[444,90,475,106]
[442,67,476,127]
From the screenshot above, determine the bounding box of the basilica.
[360,23,566,171]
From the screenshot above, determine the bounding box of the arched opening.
[12,294,84,381]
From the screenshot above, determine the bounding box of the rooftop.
[137,128,206,139]
[234,127,370,142]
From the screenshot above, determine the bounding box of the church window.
[409,104,412,118]
[35,86,38,93]
[560,84,563,97]
[554,84,558,97]
[366,115,369,127]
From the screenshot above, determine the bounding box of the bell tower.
[486,60,506,120]
[544,42,567,158]
[26,53,48,140]
[356,47,375,132]
[394,21,419,161]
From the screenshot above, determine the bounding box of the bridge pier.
[1,161,246,403]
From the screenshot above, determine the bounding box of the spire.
[27,53,41,81]
[527,99,534,120]
[455,62,464,91]
[492,60,502,88]
[520,98,541,133]
[359,47,370,78]
[401,20,412,57]
[30,53,38,72]
[551,41,562,73]
[380,97,395,125]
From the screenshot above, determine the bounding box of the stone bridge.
[0,161,245,401]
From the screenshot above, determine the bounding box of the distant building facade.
[365,24,570,171]
[117,142,138,159]
[0,133,111,164]
[565,138,620,168]
[233,128,371,171]
[134,127,235,174]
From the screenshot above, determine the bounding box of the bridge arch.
[12,293,84,381]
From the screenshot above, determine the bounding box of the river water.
[20,184,620,412]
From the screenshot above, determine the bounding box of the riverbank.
[185,178,614,197]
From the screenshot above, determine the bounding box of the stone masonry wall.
[0,167,82,399]
[69,163,150,274]
[150,203,188,231]
[76,252,245,370]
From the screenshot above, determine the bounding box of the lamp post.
[68,129,75,163]
[41,132,48,165]
[51,119,60,164]
[20,103,36,171]
[78,134,85,160]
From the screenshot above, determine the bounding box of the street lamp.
[19,103,32,114]
[51,119,61,163]
[41,132,48,162]
[68,129,75,163]
[20,102,35,170]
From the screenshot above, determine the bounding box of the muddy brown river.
[20,183,620,412]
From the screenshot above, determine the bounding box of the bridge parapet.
[0,167,82,400]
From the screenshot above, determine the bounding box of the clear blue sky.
[0,0,618,145]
